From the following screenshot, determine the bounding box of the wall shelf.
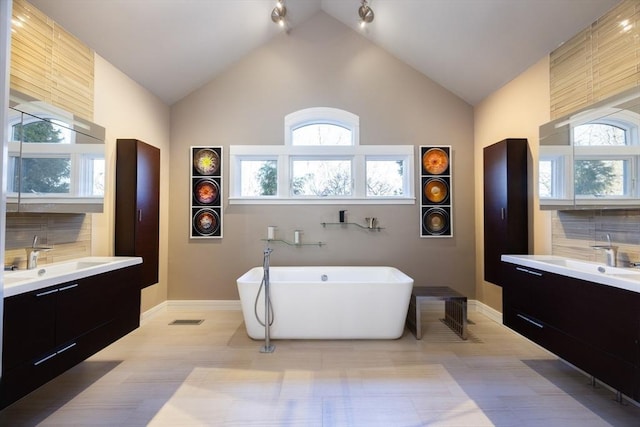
[321,222,384,232]
[262,239,325,247]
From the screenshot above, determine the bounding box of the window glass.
[291,159,352,196]
[573,123,626,146]
[538,159,553,198]
[240,160,277,196]
[574,159,628,197]
[366,159,404,196]
[18,156,71,194]
[13,118,72,144]
[291,123,352,146]
[84,156,105,196]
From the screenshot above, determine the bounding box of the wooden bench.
[406,286,468,340]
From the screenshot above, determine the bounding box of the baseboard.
[141,299,241,323]
[141,299,504,325]
[167,299,241,311]
[140,300,168,323]
[472,300,503,324]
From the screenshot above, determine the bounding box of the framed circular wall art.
[420,145,453,238]
[190,146,223,238]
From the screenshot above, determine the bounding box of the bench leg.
[443,298,467,340]
[406,295,421,339]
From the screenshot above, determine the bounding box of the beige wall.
[93,54,171,312]
[168,12,475,301]
[473,57,553,311]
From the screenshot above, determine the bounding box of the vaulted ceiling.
[28,0,621,106]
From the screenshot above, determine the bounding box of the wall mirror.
[539,86,640,210]
[6,90,105,213]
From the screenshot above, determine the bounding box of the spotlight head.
[271,4,287,25]
[358,3,374,25]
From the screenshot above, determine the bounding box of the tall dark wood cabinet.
[483,138,528,286]
[115,139,160,288]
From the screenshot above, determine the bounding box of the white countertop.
[3,256,143,298]
[501,254,640,294]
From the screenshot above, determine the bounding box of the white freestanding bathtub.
[237,266,414,340]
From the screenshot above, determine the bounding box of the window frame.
[229,108,415,205]
[7,110,104,199]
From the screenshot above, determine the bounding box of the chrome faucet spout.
[591,234,617,267]
[26,235,53,269]
[26,249,41,270]
[603,247,617,267]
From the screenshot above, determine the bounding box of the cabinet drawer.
[0,320,116,408]
[503,264,555,320]
[2,287,57,372]
[56,274,117,343]
[504,264,640,366]
[1,265,142,409]
[505,306,637,398]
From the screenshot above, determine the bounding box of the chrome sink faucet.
[591,233,617,267]
[26,235,52,270]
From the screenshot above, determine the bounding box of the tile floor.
[1,307,639,426]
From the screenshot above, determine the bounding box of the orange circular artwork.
[422,148,449,175]
[424,178,448,203]
[194,179,219,204]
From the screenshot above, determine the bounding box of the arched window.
[571,111,639,199]
[229,108,414,204]
[285,107,359,146]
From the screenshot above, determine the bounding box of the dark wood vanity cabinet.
[115,139,160,288]
[0,266,141,409]
[483,139,528,286]
[502,263,640,401]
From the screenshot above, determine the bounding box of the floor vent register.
[169,319,204,325]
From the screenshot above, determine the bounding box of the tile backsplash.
[4,213,91,269]
[552,210,640,266]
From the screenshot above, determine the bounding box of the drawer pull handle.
[34,352,57,366]
[36,289,58,297]
[32,343,77,366]
[516,267,543,277]
[57,342,77,354]
[58,283,79,292]
[517,314,544,329]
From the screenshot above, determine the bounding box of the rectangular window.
[538,146,573,204]
[291,159,352,196]
[366,159,405,197]
[19,156,71,194]
[574,158,631,198]
[229,145,414,204]
[240,159,277,196]
[538,159,553,198]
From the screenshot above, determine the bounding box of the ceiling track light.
[271,0,287,28]
[358,0,374,28]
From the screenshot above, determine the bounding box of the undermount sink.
[3,256,143,297]
[539,258,640,276]
[5,260,110,282]
[501,254,640,294]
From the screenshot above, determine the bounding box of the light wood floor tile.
[1,309,640,426]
